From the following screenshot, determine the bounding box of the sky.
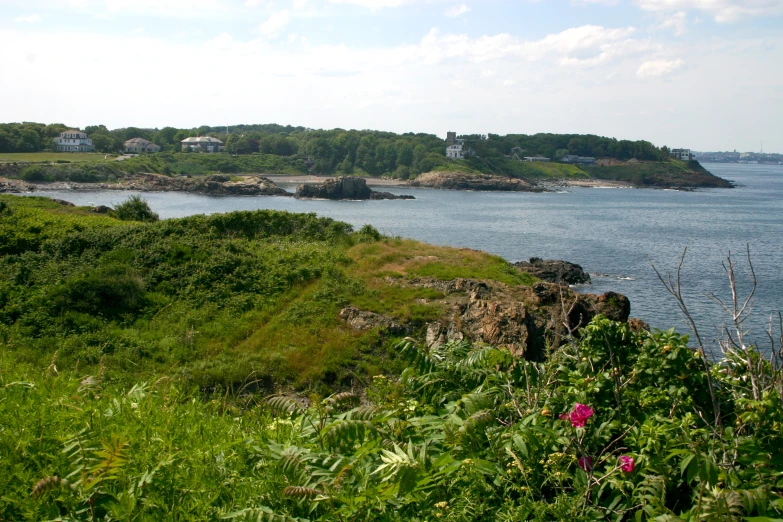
[1,0,781,152]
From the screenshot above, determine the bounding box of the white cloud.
[636,58,684,77]
[636,0,783,22]
[571,0,620,6]
[245,0,269,5]
[259,10,291,38]
[3,24,780,152]
[293,0,309,9]
[13,14,41,23]
[446,4,470,16]
[328,0,420,8]
[130,27,145,33]
[651,10,688,34]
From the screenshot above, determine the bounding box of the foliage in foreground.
[2,317,781,521]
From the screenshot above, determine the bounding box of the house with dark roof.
[124,138,161,154]
[181,136,224,153]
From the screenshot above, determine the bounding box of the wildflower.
[620,456,634,473]
[561,403,594,427]
[434,501,449,510]
[578,456,593,471]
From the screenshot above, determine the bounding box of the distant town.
[693,150,783,165]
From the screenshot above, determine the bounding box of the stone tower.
[446,131,456,146]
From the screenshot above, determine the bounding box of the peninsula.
[0,122,733,192]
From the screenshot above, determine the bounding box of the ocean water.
[26,163,783,352]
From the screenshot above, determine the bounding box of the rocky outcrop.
[341,276,633,362]
[0,177,34,193]
[339,306,408,335]
[3,173,292,196]
[295,176,414,200]
[118,173,292,196]
[515,258,591,285]
[408,171,544,192]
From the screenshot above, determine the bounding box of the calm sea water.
[27,163,783,351]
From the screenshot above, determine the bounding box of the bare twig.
[650,248,721,427]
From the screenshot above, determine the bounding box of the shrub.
[19,165,51,182]
[112,195,159,222]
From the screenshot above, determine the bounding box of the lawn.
[0,152,116,163]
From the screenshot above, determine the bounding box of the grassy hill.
[0,195,531,392]
[0,195,779,520]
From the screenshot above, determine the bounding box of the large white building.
[671,148,695,161]
[181,136,224,153]
[446,139,467,159]
[53,130,94,152]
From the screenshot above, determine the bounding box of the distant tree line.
[0,122,673,177]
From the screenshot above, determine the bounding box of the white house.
[181,136,224,153]
[125,138,161,154]
[447,139,468,159]
[524,156,550,162]
[53,130,94,152]
[671,148,695,161]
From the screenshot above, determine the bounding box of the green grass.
[0,196,534,395]
[0,152,114,163]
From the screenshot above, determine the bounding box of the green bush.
[111,195,159,222]
[19,165,51,182]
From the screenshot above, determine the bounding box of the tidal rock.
[296,176,414,200]
[0,177,34,193]
[515,257,591,285]
[90,205,113,214]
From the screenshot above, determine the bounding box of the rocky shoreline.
[408,171,544,192]
[0,163,732,196]
[339,275,646,361]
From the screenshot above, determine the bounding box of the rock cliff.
[340,276,636,361]
[295,176,415,200]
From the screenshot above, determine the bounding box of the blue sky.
[2,0,781,151]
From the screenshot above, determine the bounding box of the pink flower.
[620,456,635,473]
[561,403,594,427]
[578,457,593,471]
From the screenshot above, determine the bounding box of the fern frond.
[282,486,321,499]
[324,391,359,407]
[460,410,494,436]
[324,419,376,449]
[31,476,73,498]
[348,405,378,421]
[267,396,303,415]
[457,392,494,416]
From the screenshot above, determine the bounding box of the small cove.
[24,163,783,351]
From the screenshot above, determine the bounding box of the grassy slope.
[0,152,112,163]
[435,158,589,179]
[588,159,732,187]
[0,195,534,394]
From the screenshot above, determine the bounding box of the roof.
[125,138,153,146]
[181,136,224,144]
[61,130,86,136]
